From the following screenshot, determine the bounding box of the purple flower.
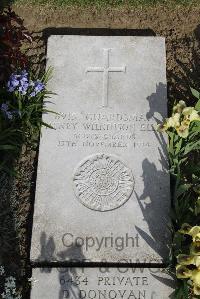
[21,70,28,76]
[7,74,19,92]
[30,91,36,97]
[1,103,13,120]
[7,70,45,98]
[1,103,9,112]
[18,81,29,95]
[30,80,45,97]
[7,70,29,94]
[6,111,13,120]
[34,80,45,93]
[20,77,28,85]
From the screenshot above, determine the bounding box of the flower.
[7,70,29,95]
[191,242,200,256]
[192,269,200,295]
[190,109,200,122]
[7,70,45,99]
[173,100,186,114]
[177,224,200,295]
[182,107,194,116]
[179,223,192,234]
[34,80,45,93]
[176,123,189,138]
[1,103,13,120]
[176,265,192,279]
[157,101,200,138]
[167,113,181,129]
[30,80,45,97]
[157,122,168,132]
[177,254,200,268]
[0,273,22,299]
[179,224,200,242]
[188,226,200,242]
[7,74,20,92]
[177,254,196,266]
[5,276,16,289]
[1,103,9,112]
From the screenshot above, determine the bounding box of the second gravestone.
[30,35,173,298]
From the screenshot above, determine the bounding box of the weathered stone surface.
[31,267,174,299]
[31,36,170,263]
[73,153,135,211]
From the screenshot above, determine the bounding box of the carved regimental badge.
[73,154,134,211]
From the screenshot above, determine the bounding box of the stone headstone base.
[31,267,174,299]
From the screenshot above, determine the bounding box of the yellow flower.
[188,226,200,242]
[176,265,192,279]
[170,113,181,128]
[196,234,200,242]
[182,107,194,116]
[157,101,199,138]
[182,117,190,127]
[191,269,200,295]
[182,106,200,122]
[176,123,189,138]
[190,109,200,122]
[173,100,186,114]
[194,284,200,296]
[179,223,192,234]
[177,254,195,266]
[177,254,200,268]
[190,242,200,256]
[194,256,200,268]
[158,113,181,132]
[157,122,168,132]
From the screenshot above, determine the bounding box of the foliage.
[0,7,54,173]
[0,265,22,299]
[0,68,54,172]
[158,100,200,138]
[158,90,200,298]
[176,224,200,296]
[0,6,32,84]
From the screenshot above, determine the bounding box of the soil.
[13,3,200,104]
[1,3,200,298]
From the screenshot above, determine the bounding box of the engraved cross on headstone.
[86,48,126,107]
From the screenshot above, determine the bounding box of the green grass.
[13,0,200,8]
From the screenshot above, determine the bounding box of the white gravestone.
[31,267,174,299]
[31,36,170,264]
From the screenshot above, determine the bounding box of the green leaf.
[184,139,200,155]
[175,183,191,199]
[42,67,54,84]
[195,99,200,112]
[42,109,59,115]
[168,131,175,156]
[175,139,183,155]
[182,280,189,298]
[0,145,18,150]
[41,121,55,129]
[191,87,200,100]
